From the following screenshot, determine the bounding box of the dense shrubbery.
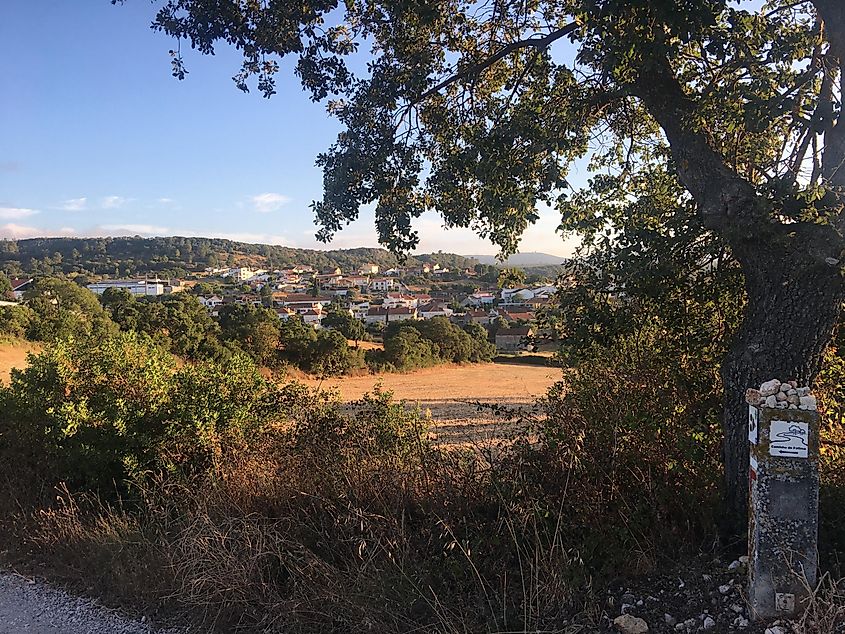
[0,317,842,631]
[0,332,286,493]
[0,329,723,631]
[371,316,496,371]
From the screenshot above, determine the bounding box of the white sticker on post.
[769,420,809,459]
[748,406,759,445]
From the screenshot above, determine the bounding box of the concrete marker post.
[747,404,820,621]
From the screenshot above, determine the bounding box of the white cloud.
[97,223,170,236]
[61,197,87,211]
[0,224,75,239]
[0,207,38,220]
[157,197,174,205]
[250,193,291,213]
[101,196,128,209]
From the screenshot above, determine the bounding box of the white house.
[224,267,256,282]
[87,279,165,297]
[532,285,558,298]
[198,295,223,308]
[364,306,417,325]
[418,302,453,320]
[349,301,370,320]
[280,294,334,312]
[368,277,396,292]
[301,309,324,328]
[358,263,379,275]
[383,293,418,309]
[461,292,496,307]
[9,277,33,300]
[500,288,535,303]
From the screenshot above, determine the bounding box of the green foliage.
[218,303,282,367]
[107,292,226,361]
[0,272,12,300]
[278,315,318,365]
[23,277,117,342]
[497,267,526,289]
[377,317,495,371]
[542,165,744,368]
[382,327,438,371]
[0,332,285,493]
[308,328,365,377]
[322,306,365,343]
[0,304,35,339]
[2,332,176,490]
[0,236,478,278]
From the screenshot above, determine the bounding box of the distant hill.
[0,236,480,279]
[467,252,568,267]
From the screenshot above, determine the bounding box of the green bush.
[0,304,34,339]
[0,332,284,493]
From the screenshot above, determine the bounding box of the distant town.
[0,237,569,353]
[59,261,559,351]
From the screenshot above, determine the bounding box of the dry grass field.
[0,340,560,444]
[0,341,40,384]
[304,361,561,445]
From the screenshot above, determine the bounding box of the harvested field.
[303,361,561,445]
[0,341,40,384]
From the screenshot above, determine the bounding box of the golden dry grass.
[0,341,40,384]
[303,362,561,444]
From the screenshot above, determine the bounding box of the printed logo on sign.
[748,406,759,445]
[769,421,809,459]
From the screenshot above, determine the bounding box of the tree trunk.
[719,226,844,543]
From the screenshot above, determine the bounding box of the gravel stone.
[0,572,183,634]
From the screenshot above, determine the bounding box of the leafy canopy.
[120,0,845,257]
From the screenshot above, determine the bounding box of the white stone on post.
[747,397,819,622]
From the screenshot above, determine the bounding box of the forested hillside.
[0,237,480,278]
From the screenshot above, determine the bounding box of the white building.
[500,288,535,303]
[87,279,165,297]
[461,292,496,307]
[225,267,256,282]
[198,295,224,315]
[418,302,453,320]
[368,277,396,292]
[383,293,418,309]
[364,306,417,325]
[349,301,370,320]
[301,308,324,328]
[9,277,33,300]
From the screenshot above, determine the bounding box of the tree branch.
[629,55,766,232]
[414,22,578,104]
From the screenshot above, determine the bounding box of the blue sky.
[0,1,578,256]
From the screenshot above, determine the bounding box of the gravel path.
[0,572,183,634]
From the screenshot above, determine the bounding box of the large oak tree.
[119,0,845,536]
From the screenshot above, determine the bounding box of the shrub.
[0,332,283,494]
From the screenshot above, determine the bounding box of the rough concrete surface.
[0,572,183,634]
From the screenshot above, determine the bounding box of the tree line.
[0,237,480,279]
[0,277,495,377]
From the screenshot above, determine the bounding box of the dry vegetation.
[0,340,40,384]
[302,361,560,444]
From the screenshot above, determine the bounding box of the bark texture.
[720,224,844,540]
[631,25,845,541]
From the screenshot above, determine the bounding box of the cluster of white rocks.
[745,379,817,411]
